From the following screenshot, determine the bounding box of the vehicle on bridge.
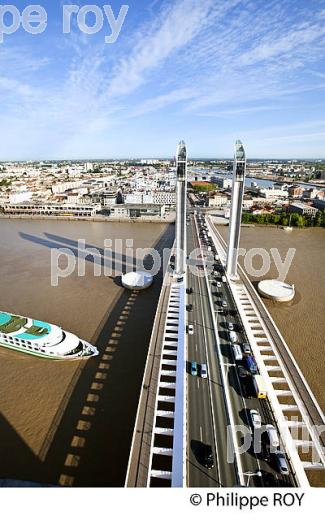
[245,355,258,375]
[238,366,250,378]
[200,363,207,378]
[253,375,267,399]
[232,344,243,362]
[202,445,214,469]
[242,342,251,355]
[265,425,280,448]
[274,450,289,475]
[229,331,238,343]
[249,409,262,430]
[190,361,198,376]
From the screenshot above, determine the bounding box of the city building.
[313,199,325,210]
[52,181,84,194]
[210,176,233,189]
[109,203,166,218]
[84,162,93,172]
[153,191,176,205]
[3,203,101,217]
[242,196,254,208]
[208,192,229,207]
[288,202,318,216]
[302,188,319,200]
[9,191,33,204]
[288,185,304,198]
[258,187,288,199]
[101,190,118,206]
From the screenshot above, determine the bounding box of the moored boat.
[0,311,98,359]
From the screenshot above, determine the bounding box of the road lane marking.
[200,426,203,442]
[197,378,200,390]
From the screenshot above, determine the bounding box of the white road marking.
[197,378,200,390]
[200,426,203,442]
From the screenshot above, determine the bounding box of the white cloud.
[1,0,325,158]
[106,0,216,96]
[129,87,198,117]
[197,104,286,117]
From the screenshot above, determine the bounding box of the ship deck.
[0,311,51,338]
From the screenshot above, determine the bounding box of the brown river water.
[0,220,324,486]
[217,225,325,487]
[0,219,174,486]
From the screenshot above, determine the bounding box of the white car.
[216,281,222,288]
[265,424,280,448]
[228,322,234,331]
[229,331,238,343]
[188,324,194,335]
[249,409,262,429]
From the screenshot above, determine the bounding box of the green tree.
[279,213,289,226]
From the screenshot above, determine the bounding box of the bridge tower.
[226,140,246,279]
[175,140,187,276]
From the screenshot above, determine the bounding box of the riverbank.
[0,214,175,224]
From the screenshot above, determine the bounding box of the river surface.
[0,219,174,486]
[1,219,324,486]
[217,225,325,486]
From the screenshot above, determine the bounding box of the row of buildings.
[1,158,324,220]
[191,175,325,218]
[0,161,177,219]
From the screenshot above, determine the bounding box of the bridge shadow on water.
[0,225,174,487]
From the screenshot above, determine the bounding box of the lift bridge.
[125,140,325,487]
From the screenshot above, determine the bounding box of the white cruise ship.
[0,311,98,360]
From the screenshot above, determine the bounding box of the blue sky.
[0,0,325,159]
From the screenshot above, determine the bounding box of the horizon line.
[1,157,325,163]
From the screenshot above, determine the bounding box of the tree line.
[242,210,325,228]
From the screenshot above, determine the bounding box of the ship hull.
[0,340,98,360]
